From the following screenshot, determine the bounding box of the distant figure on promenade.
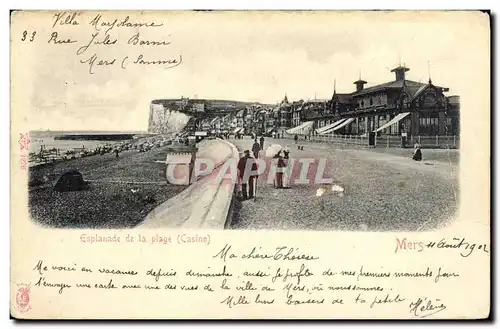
[413,143,422,161]
[252,139,261,158]
[272,131,276,139]
[294,134,298,144]
[273,151,286,188]
[260,136,265,151]
[238,150,257,200]
[114,149,119,158]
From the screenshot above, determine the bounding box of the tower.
[391,64,410,81]
[353,79,367,92]
[354,70,367,92]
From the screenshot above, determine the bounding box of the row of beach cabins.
[28,135,177,167]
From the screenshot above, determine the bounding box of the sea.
[28,130,149,154]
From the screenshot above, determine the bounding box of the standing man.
[238,150,257,200]
[259,135,265,152]
[252,139,261,159]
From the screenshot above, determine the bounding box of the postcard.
[10,10,490,319]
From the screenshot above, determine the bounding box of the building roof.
[353,79,407,96]
[306,99,329,103]
[408,83,431,102]
[352,79,444,97]
[333,93,353,104]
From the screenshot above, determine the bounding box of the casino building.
[288,64,460,139]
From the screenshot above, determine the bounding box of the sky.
[11,11,489,131]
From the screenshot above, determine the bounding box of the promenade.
[229,137,458,231]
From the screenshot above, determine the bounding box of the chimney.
[353,79,367,92]
[391,65,410,81]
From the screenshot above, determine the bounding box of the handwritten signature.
[409,297,447,318]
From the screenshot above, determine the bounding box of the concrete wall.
[138,139,238,229]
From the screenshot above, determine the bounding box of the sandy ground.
[229,136,459,232]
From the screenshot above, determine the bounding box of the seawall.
[137,139,238,229]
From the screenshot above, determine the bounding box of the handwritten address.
[35,11,183,74]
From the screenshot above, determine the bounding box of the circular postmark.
[15,284,31,313]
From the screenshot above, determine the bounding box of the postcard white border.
[4,1,497,328]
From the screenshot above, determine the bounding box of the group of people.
[237,135,292,200]
[236,136,265,200]
[293,133,313,143]
[271,131,285,139]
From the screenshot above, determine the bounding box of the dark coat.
[252,142,260,153]
[237,155,258,179]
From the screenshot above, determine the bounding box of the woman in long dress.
[282,147,290,188]
[412,143,422,161]
[273,151,285,188]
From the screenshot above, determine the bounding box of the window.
[370,98,373,106]
[358,117,365,134]
[419,115,439,135]
[391,120,399,134]
[444,117,452,135]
